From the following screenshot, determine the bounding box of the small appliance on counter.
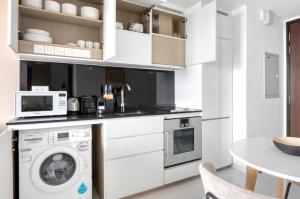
[80,96,97,114]
[67,97,80,113]
[15,91,67,117]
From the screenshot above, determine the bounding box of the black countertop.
[7,106,202,126]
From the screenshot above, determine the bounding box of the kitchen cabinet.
[7,0,19,53]
[202,118,232,169]
[106,151,164,199]
[102,116,164,199]
[0,130,14,199]
[109,29,151,65]
[8,0,220,69]
[202,38,233,118]
[152,34,185,67]
[106,0,152,63]
[8,0,117,61]
[186,0,217,66]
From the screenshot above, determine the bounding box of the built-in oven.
[164,117,202,168]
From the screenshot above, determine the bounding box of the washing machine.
[19,125,92,199]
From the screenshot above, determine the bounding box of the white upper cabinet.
[0,130,14,199]
[186,0,217,66]
[217,12,231,40]
[109,30,151,65]
[7,0,19,53]
[103,0,116,60]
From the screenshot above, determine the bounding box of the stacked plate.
[45,0,60,13]
[81,6,100,20]
[62,3,77,16]
[23,29,53,43]
[21,0,43,9]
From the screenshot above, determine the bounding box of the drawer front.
[107,133,163,160]
[106,151,164,199]
[105,116,164,139]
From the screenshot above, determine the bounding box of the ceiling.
[129,0,300,19]
[128,0,200,9]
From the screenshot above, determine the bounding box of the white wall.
[245,2,284,138]
[0,0,19,132]
[175,65,202,110]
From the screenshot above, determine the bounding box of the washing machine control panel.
[49,128,91,144]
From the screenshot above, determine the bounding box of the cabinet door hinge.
[289,45,291,55]
[289,96,291,105]
[289,33,291,42]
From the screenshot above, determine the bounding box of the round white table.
[230,137,300,198]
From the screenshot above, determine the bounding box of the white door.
[109,30,152,65]
[186,0,217,66]
[202,39,232,119]
[0,129,14,199]
[103,0,116,60]
[202,118,232,169]
[7,0,19,53]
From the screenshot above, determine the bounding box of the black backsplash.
[20,61,175,107]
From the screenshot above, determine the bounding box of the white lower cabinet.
[0,130,14,199]
[202,118,232,169]
[106,151,164,199]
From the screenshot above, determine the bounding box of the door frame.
[286,18,300,136]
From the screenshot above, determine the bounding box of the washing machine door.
[31,146,86,192]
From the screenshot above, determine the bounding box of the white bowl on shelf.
[21,0,43,9]
[23,33,53,43]
[26,29,50,36]
[81,6,100,20]
[129,23,144,33]
[45,0,60,13]
[62,3,77,16]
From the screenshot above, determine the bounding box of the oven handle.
[165,131,169,158]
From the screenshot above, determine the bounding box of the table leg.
[276,178,284,199]
[245,166,258,191]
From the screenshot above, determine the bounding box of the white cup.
[77,40,86,48]
[86,41,93,49]
[93,42,101,49]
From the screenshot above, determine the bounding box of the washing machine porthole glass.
[39,153,76,186]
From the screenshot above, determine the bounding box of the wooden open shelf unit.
[152,8,186,39]
[18,0,104,60]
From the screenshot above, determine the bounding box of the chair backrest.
[199,162,276,199]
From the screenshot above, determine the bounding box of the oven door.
[164,117,202,168]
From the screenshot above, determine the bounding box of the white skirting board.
[164,160,202,184]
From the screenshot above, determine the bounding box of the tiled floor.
[95,166,300,199]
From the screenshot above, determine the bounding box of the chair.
[284,181,300,199]
[199,162,276,199]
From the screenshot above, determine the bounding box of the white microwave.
[15,91,67,117]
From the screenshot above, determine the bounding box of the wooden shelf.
[117,0,150,14]
[152,33,186,41]
[19,5,103,28]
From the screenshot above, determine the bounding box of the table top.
[230,137,300,182]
